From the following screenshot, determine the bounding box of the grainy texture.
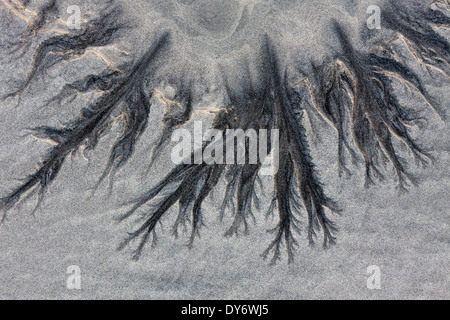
[0,0,448,299]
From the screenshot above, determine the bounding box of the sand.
[0,0,448,300]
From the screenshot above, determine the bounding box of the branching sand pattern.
[0,0,448,263]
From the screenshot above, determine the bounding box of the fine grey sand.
[0,0,448,299]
